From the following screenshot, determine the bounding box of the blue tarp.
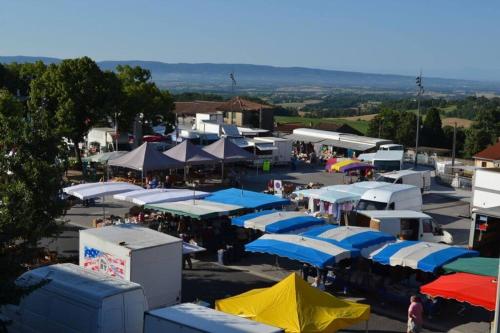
[232,210,325,234]
[205,188,290,210]
[245,234,360,268]
[369,241,479,273]
[302,225,396,256]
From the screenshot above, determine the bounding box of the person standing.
[407,295,423,333]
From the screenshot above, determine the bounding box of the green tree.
[463,106,500,157]
[0,89,65,306]
[366,109,399,140]
[116,65,175,134]
[443,125,466,157]
[28,57,114,165]
[421,108,445,147]
[396,112,417,147]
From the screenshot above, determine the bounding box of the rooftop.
[473,141,500,161]
[80,224,181,250]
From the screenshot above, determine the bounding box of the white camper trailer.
[376,170,431,192]
[355,183,422,211]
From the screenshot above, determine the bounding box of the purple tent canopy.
[340,162,374,173]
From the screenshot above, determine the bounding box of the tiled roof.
[216,97,272,112]
[174,101,223,115]
[474,141,500,161]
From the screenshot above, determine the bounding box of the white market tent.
[145,200,242,219]
[113,188,210,205]
[63,182,143,200]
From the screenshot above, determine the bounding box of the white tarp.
[63,182,143,200]
[114,188,210,205]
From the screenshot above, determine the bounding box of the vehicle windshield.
[356,199,388,211]
[375,176,395,183]
[374,160,401,172]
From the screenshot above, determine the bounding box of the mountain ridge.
[2,55,499,93]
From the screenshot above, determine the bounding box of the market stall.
[420,272,497,311]
[245,234,359,268]
[231,210,325,234]
[113,188,209,205]
[442,257,499,277]
[202,137,254,179]
[205,188,290,210]
[63,182,143,200]
[144,200,243,220]
[302,225,396,257]
[216,272,370,333]
[293,188,360,221]
[369,241,479,273]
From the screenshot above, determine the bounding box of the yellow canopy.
[215,273,370,333]
[330,159,357,172]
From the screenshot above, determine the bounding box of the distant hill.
[2,55,500,93]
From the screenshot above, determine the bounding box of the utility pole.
[414,71,424,168]
[451,122,457,167]
[114,112,119,151]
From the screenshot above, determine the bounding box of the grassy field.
[275,116,369,134]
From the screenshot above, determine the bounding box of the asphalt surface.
[183,261,441,333]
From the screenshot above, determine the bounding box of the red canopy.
[420,273,497,311]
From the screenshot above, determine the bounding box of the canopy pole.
[221,161,224,180]
[365,320,369,333]
[141,169,144,187]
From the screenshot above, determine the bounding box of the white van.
[355,183,422,211]
[376,170,431,193]
[372,150,404,172]
[4,263,147,333]
[379,144,404,151]
[354,210,453,244]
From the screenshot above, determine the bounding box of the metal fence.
[435,173,473,190]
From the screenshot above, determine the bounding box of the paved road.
[183,261,441,333]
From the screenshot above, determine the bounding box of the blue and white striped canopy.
[232,210,325,234]
[302,225,396,257]
[245,234,360,268]
[369,241,479,273]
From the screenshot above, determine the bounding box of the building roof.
[217,97,272,112]
[473,141,500,161]
[276,122,362,135]
[80,224,181,250]
[174,97,274,116]
[175,101,223,115]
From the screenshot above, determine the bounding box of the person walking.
[407,295,423,333]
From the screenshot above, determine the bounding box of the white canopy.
[182,242,206,255]
[113,188,210,205]
[63,182,143,200]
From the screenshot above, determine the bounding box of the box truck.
[144,303,283,333]
[4,263,147,333]
[355,183,422,211]
[376,170,431,193]
[353,210,453,244]
[468,168,500,257]
[80,224,182,309]
[372,150,404,172]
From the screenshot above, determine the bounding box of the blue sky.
[1,0,499,80]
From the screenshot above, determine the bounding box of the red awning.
[420,273,497,311]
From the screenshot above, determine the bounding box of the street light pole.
[414,71,424,168]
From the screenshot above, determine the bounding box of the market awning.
[82,151,128,163]
[216,273,370,333]
[254,143,278,151]
[442,257,499,277]
[421,273,497,311]
[302,225,396,257]
[319,139,375,152]
[340,162,374,173]
[205,188,290,210]
[293,188,360,204]
[182,242,206,255]
[232,210,325,234]
[245,234,359,268]
[144,200,243,219]
[63,182,143,200]
[330,159,358,172]
[113,188,209,205]
[369,241,479,273]
[284,133,325,143]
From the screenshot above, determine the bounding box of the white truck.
[144,303,283,333]
[4,263,147,333]
[251,137,292,165]
[87,127,130,152]
[469,168,500,257]
[379,144,404,151]
[372,150,404,172]
[355,183,423,211]
[80,224,182,310]
[376,169,431,193]
[354,210,453,244]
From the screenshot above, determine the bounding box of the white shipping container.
[472,168,500,210]
[80,224,182,310]
[144,303,283,333]
[5,263,147,333]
